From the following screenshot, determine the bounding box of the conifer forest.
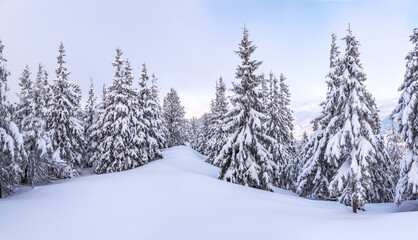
[0,1,417,239]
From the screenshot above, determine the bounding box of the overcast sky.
[0,0,416,118]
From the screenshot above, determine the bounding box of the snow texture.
[0,145,417,240]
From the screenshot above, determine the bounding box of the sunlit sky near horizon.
[0,0,417,118]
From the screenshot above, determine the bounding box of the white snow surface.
[0,145,417,240]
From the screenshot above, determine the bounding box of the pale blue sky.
[0,0,416,117]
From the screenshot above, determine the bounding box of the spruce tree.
[215,27,276,191]
[326,28,393,211]
[297,34,344,200]
[386,121,404,186]
[139,64,162,160]
[16,65,55,185]
[163,88,186,147]
[150,73,167,149]
[0,39,24,197]
[15,65,32,126]
[277,73,297,190]
[195,112,211,154]
[189,117,199,149]
[394,28,418,205]
[48,43,84,178]
[94,49,148,174]
[298,30,393,212]
[206,77,229,166]
[83,78,97,167]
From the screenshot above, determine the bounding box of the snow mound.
[0,146,416,240]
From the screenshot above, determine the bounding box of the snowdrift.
[0,146,417,240]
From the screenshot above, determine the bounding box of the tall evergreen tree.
[207,77,229,166]
[48,43,84,178]
[194,112,211,154]
[215,27,276,191]
[150,73,167,149]
[394,28,418,205]
[94,49,148,174]
[188,117,199,149]
[386,121,404,188]
[83,78,97,167]
[163,88,186,147]
[15,65,31,125]
[327,29,393,211]
[297,34,344,200]
[298,30,393,212]
[263,72,296,190]
[0,39,24,197]
[16,65,55,185]
[138,64,162,160]
[278,73,297,190]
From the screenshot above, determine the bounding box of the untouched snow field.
[0,146,417,240]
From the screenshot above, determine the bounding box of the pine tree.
[88,84,107,168]
[15,65,32,126]
[48,43,84,178]
[298,30,393,212]
[215,27,276,191]
[150,73,167,149]
[393,28,418,205]
[326,28,393,212]
[297,34,344,200]
[83,78,97,167]
[16,65,55,185]
[195,112,211,154]
[189,117,199,149]
[138,64,162,160]
[386,121,404,186]
[277,73,297,190]
[0,39,24,197]
[94,49,148,174]
[206,77,229,166]
[163,88,186,147]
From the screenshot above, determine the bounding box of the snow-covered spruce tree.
[298,31,394,211]
[138,64,162,160]
[188,117,199,149]
[297,34,344,200]
[15,65,32,126]
[83,78,97,167]
[215,27,276,191]
[0,39,24,197]
[163,88,186,147]
[295,131,309,177]
[326,28,393,212]
[263,72,296,190]
[393,28,418,205]
[150,74,168,149]
[16,65,55,185]
[48,43,85,178]
[278,73,297,190]
[88,84,106,168]
[94,49,148,174]
[206,77,229,166]
[386,121,404,186]
[194,112,211,154]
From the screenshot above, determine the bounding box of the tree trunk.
[353,199,357,213]
[0,183,2,198]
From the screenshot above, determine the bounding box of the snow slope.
[0,146,417,240]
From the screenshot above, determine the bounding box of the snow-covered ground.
[0,145,417,240]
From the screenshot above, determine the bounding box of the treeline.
[189,27,418,212]
[0,41,188,198]
[0,26,416,213]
